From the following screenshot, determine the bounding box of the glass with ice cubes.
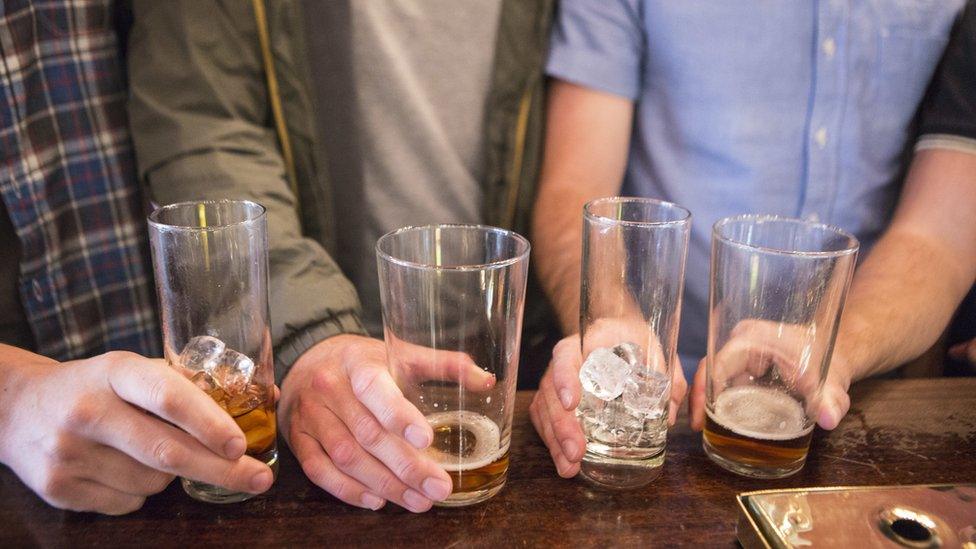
[148,200,277,503]
[577,197,690,488]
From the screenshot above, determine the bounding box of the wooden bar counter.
[2,377,974,547]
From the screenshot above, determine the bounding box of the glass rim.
[147,199,267,232]
[375,223,531,272]
[584,196,692,227]
[712,214,860,257]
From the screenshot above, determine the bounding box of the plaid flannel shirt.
[0,0,160,359]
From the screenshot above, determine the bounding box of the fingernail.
[402,489,432,512]
[559,389,573,409]
[250,470,273,493]
[223,437,246,459]
[819,407,839,430]
[561,439,580,460]
[404,424,431,449]
[362,493,385,510]
[422,477,453,501]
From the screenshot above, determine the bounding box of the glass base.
[182,447,279,504]
[703,439,804,479]
[579,448,665,490]
[433,475,507,507]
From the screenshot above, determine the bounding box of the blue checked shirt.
[547,0,965,374]
[0,1,160,359]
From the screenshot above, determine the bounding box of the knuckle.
[151,438,186,470]
[373,403,397,428]
[553,338,573,356]
[217,465,246,492]
[301,458,329,486]
[393,456,421,482]
[145,471,175,494]
[62,397,104,433]
[296,393,319,419]
[330,477,360,504]
[101,350,136,371]
[327,438,358,469]
[37,469,69,499]
[116,497,147,515]
[102,496,146,516]
[350,366,383,400]
[351,413,385,449]
[375,473,402,497]
[44,434,79,464]
[148,378,182,418]
[311,370,338,395]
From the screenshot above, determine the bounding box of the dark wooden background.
[2,378,974,547]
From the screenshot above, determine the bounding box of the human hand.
[0,347,273,515]
[279,334,491,512]
[688,319,852,432]
[529,325,687,479]
[949,338,976,366]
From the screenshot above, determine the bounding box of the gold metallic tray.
[737,484,976,548]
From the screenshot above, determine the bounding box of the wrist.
[274,313,367,383]
[831,313,874,385]
[0,346,52,460]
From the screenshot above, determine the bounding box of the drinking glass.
[148,200,278,503]
[377,224,530,506]
[703,215,858,478]
[577,197,691,489]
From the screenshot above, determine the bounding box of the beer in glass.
[703,215,857,478]
[377,224,529,506]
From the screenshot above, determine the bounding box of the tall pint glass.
[377,224,530,506]
[577,197,691,489]
[703,215,858,479]
[148,200,277,503]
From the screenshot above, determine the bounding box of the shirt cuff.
[274,312,367,383]
[915,134,976,155]
[546,47,641,101]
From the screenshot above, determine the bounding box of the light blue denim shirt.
[546,0,964,376]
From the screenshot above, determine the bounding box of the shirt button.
[822,37,836,58]
[815,127,828,149]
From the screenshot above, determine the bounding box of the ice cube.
[622,369,670,419]
[209,349,255,394]
[579,347,631,401]
[612,342,645,369]
[179,335,225,373]
[209,348,255,394]
[189,370,217,392]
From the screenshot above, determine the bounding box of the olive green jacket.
[127,0,554,379]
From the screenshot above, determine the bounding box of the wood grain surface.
[1,378,973,547]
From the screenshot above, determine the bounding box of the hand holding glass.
[149,200,278,503]
[703,215,858,479]
[377,224,529,506]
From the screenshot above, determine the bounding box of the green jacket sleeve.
[127,0,366,381]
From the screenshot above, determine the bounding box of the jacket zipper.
[504,84,533,229]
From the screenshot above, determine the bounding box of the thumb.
[817,383,850,430]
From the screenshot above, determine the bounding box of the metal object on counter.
[737,484,976,548]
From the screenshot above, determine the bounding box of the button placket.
[799,2,845,222]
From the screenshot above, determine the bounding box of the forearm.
[531,81,634,334]
[833,149,976,382]
[532,186,588,334]
[834,231,971,380]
